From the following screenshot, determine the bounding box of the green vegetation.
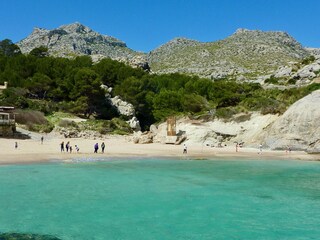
[301,55,316,65]
[14,109,54,133]
[47,112,131,135]
[0,39,319,132]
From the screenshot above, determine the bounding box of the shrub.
[14,109,54,133]
[301,56,315,65]
[264,75,279,84]
[287,78,297,85]
[27,123,54,133]
[215,107,237,120]
[15,109,48,125]
[58,119,79,129]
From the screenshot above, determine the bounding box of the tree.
[29,46,49,58]
[152,90,183,121]
[114,76,145,106]
[0,39,21,56]
[69,68,105,117]
[24,73,53,99]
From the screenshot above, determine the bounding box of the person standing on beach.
[41,136,44,144]
[259,144,263,154]
[15,142,18,149]
[183,144,187,154]
[94,143,99,153]
[60,141,65,152]
[66,141,70,152]
[101,142,105,153]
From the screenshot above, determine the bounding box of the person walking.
[41,136,44,144]
[94,143,99,153]
[101,142,105,153]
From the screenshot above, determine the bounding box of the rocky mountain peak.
[31,27,49,35]
[17,22,149,69]
[58,22,92,34]
[234,28,251,34]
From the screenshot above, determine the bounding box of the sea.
[0,158,319,240]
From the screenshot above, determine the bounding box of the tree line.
[0,39,319,130]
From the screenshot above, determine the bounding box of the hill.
[148,29,310,79]
[17,23,317,80]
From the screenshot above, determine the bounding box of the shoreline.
[1,136,319,166]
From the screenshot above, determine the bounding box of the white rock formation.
[152,113,278,147]
[274,66,292,78]
[292,62,320,80]
[262,90,320,151]
[110,96,141,131]
[127,116,141,131]
[110,96,135,117]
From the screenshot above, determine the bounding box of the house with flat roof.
[0,106,16,136]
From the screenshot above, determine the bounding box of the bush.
[15,109,48,125]
[287,78,297,85]
[58,119,79,129]
[301,56,315,65]
[27,123,54,133]
[215,107,237,120]
[264,75,279,84]
[14,109,54,133]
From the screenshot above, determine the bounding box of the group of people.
[94,142,106,153]
[60,141,79,153]
[60,141,106,154]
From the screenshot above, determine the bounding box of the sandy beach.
[1,133,319,165]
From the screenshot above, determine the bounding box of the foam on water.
[0,158,319,240]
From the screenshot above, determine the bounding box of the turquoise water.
[0,158,320,240]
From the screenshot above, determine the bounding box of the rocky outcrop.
[263,57,320,86]
[262,90,320,152]
[292,61,320,84]
[110,96,140,131]
[139,113,277,147]
[306,48,320,59]
[17,22,147,68]
[110,96,135,116]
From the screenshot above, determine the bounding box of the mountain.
[148,29,310,79]
[17,22,148,68]
[17,23,315,79]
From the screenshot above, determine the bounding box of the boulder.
[131,131,153,144]
[262,90,320,151]
[274,66,292,78]
[127,116,141,131]
[292,62,320,80]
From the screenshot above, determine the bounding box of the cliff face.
[148,29,310,79]
[17,22,148,68]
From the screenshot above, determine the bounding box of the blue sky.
[1,0,319,52]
